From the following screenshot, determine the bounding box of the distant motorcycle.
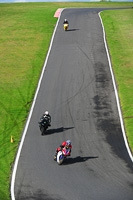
[38,119,49,135]
[54,146,71,165]
[64,23,68,31]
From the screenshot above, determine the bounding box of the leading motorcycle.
[64,23,68,31]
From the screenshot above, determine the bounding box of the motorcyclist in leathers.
[63,18,69,25]
[55,140,72,156]
[39,111,51,127]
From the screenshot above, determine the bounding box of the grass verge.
[0,2,132,200]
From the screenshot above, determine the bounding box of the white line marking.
[98,11,133,162]
[10,9,64,200]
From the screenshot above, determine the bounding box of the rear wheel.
[54,155,57,161]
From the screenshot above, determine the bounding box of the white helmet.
[45,111,49,115]
[66,140,71,146]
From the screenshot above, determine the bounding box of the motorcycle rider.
[39,111,51,127]
[55,140,72,157]
[63,18,69,25]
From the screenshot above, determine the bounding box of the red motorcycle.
[54,146,71,165]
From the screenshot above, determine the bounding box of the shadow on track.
[63,156,98,165]
[43,126,74,135]
[67,28,79,32]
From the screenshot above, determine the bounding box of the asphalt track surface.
[14,7,133,200]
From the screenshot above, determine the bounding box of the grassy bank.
[0,2,132,199]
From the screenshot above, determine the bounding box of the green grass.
[101,9,133,152]
[0,2,132,200]
[0,3,57,200]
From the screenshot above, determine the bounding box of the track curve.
[13,8,133,200]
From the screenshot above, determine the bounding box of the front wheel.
[40,126,44,135]
[40,125,47,135]
[57,151,64,165]
[58,156,64,165]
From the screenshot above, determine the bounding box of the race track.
[13,8,133,200]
